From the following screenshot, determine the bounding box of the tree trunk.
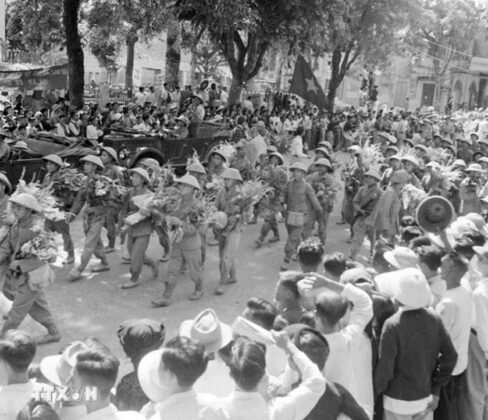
[327,77,340,113]
[63,0,84,109]
[165,18,181,88]
[125,33,137,94]
[228,77,244,105]
[326,48,343,113]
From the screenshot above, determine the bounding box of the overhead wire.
[400,40,473,73]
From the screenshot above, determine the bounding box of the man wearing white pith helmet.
[214,168,245,295]
[0,193,60,344]
[255,151,288,247]
[100,146,124,253]
[281,162,321,271]
[306,157,337,244]
[67,155,110,281]
[152,174,204,307]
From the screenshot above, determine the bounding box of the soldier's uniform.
[42,169,75,262]
[350,181,382,260]
[155,192,204,305]
[69,173,109,277]
[306,170,337,243]
[229,151,255,181]
[214,182,244,293]
[341,162,365,226]
[0,207,59,341]
[120,187,157,287]
[256,163,288,245]
[207,164,225,183]
[102,163,124,251]
[283,172,321,266]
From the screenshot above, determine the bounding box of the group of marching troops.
[39,138,338,300]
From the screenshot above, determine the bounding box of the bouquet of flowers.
[425,147,451,165]
[50,168,86,206]
[94,175,126,202]
[397,147,421,167]
[151,186,182,214]
[313,176,340,204]
[209,142,236,168]
[153,163,175,191]
[205,176,224,199]
[191,192,218,224]
[271,133,292,155]
[360,142,384,172]
[20,223,59,261]
[402,184,428,212]
[94,175,114,197]
[121,193,155,230]
[14,180,64,221]
[232,180,274,211]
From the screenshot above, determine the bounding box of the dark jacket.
[374,308,457,400]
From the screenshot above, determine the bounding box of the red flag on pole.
[289,55,327,110]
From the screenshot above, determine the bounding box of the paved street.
[5,161,371,365]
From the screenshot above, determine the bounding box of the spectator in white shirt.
[68,110,80,136]
[133,114,151,133]
[435,253,472,420]
[212,331,325,420]
[67,348,144,420]
[290,127,307,160]
[299,273,374,418]
[138,336,219,420]
[55,114,71,137]
[134,87,146,107]
[478,114,488,142]
[0,330,53,420]
[26,117,38,137]
[417,246,447,307]
[283,116,293,133]
[144,86,155,105]
[220,87,228,107]
[86,117,103,140]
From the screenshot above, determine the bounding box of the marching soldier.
[119,168,159,289]
[207,149,227,182]
[229,140,255,181]
[152,174,204,307]
[339,146,365,233]
[0,193,60,344]
[41,154,75,265]
[349,169,382,261]
[214,168,245,295]
[306,158,337,244]
[100,146,123,253]
[255,151,287,247]
[374,169,410,245]
[187,161,208,264]
[281,162,321,271]
[67,155,110,282]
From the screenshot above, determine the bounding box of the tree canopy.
[402,0,483,108]
[307,0,420,111]
[6,0,64,63]
[175,0,326,104]
[84,0,170,89]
